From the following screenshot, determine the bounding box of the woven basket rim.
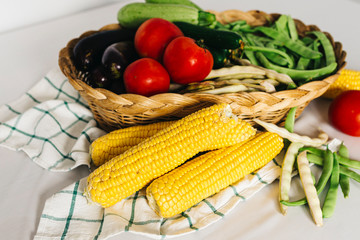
[58,9,347,131]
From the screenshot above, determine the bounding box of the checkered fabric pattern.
[0,68,105,171]
[0,68,283,239]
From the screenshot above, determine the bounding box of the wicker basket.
[59,10,346,132]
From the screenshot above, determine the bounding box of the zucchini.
[209,48,230,69]
[145,0,202,10]
[209,48,242,69]
[173,21,244,50]
[117,3,215,28]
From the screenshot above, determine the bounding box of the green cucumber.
[145,0,202,10]
[117,3,215,28]
[209,48,231,69]
[173,21,244,50]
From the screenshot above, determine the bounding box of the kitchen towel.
[0,68,283,239]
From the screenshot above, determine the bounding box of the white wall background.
[0,0,121,34]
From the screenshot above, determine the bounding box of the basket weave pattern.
[59,10,346,132]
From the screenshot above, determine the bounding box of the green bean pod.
[322,154,340,218]
[316,148,334,193]
[335,153,360,170]
[275,15,290,38]
[309,31,336,66]
[307,152,324,165]
[255,52,337,81]
[338,142,350,198]
[281,149,333,207]
[296,55,312,70]
[284,107,297,133]
[255,26,323,59]
[237,32,259,65]
[287,15,298,41]
[264,42,289,66]
[339,166,360,183]
[244,45,294,68]
[298,146,324,156]
[308,152,360,184]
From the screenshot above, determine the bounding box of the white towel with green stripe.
[0,68,105,171]
[0,68,283,239]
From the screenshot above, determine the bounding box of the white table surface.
[1,0,360,239]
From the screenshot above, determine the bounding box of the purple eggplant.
[101,41,139,80]
[73,28,136,71]
[87,65,112,89]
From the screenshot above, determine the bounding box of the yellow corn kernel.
[91,116,252,167]
[323,69,360,99]
[90,121,175,167]
[146,132,284,218]
[84,104,256,208]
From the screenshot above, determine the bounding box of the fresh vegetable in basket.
[145,0,203,10]
[173,21,244,50]
[163,36,214,84]
[117,2,215,28]
[101,41,139,80]
[134,18,184,61]
[70,2,344,100]
[87,65,112,89]
[124,58,170,96]
[73,28,136,71]
[214,15,338,82]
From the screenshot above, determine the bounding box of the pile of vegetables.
[215,15,338,85]
[69,0,360,226]
[72,0,338,97]
[255,108,360,226]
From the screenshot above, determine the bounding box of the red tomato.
[328,90,360,136]
[123,58,170,97]
[134,18,183,62]
[163,36,213,84]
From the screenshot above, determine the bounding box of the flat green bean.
[301,36,315,46]
[244,45,295,68]
[308,152,360,184]
[307,152,324,165]
[287,15,298,41]
[255,26,323,59]
[281,149,333,206]
[309,31,336,65]
[296,56,311,70]
[284,107,297,133]
[335,153,360,170]
[312,40,322,69]
[275,15,290,38]
[265,43,289,66]
[338,142,350,198]
[322,154,340,218]
[282,106,297,149]
[340,166,360,183]
[238,32,260,66]
[255,52,337,81]
[299,147,324,156]
[316,148,334,193]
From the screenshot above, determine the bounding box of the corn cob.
[90,114,258,167]
[84,104,256,208]
[90,121,175,167]
[146,131,284,218]
[323,69,360,99]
